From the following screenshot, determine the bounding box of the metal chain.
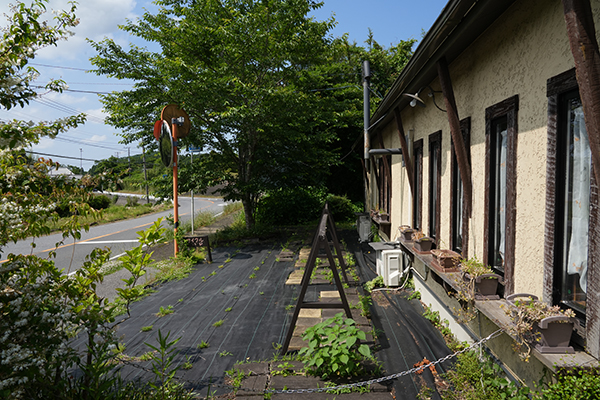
[115,328,503,395]
[264,328,503,394]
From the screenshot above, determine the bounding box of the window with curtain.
[490,117,508,273]
[558,91,590,313]
[451,118,471,255]
[413,139,423,230]
[429,131,442,241]
[485,95,518,291]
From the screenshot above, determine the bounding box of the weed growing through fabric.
[260,291,264,295]
[299,313,374,379]
[407,290,421,301]
[178,298,183,303]
[219,351,233,357]
[111,342,126,355]
[213,319,224,327]
[218,264,225,269]
[141,325,153,332]
[209,270,217,276]
[182,356,193,370]
[197,341,210,349]
[144,330,193,398]
[156,305,174,317]
[225,307,232,312]
[285,304,294,311]
[139,351,154,361]
[249,273,256,279]
[364,276,384,293]
[254,266,260,271]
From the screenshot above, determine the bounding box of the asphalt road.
[0,195,227,274]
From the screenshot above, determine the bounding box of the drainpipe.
[362,60,371,212]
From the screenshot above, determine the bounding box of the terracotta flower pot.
[413,238,433,253]
[535,316,576,354]
[431,249,460,271]
[464,273,502,300]
[401,229,415,241]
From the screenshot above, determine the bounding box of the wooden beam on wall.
[437,56,473,216]
[393,108,414,195]
[562,0,600,189]
[377,131,392,193]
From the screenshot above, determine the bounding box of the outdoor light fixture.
[403,85,446,112]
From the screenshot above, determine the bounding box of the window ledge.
[396,237,600,371]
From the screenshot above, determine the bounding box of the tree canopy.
[91,0,415,228]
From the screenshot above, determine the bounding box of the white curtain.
[498,128,507,265]
[567,106,590,293]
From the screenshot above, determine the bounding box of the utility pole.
[142,144,149,204]
[190,148,195,233]
[362,60,371,212]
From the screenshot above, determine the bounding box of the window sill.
[396,237,600,371]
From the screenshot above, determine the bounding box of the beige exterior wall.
[375,0,600,297]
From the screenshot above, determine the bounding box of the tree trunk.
[242,194,255,229]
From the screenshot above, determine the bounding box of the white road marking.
[76,240,140,244]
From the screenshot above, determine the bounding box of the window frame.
[413,139,423,231]
[429,131,442,242]
[544,68,599,333]
[450,118,471,256]
[484,95,518,295]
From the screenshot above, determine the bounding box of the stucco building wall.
[379,0,598,297]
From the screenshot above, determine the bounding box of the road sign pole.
[172,118,179,256]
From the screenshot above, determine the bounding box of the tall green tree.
[91,0,340,228]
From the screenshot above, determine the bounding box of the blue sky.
[0,0,448,170]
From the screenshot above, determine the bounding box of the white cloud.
[1,0,139,61]
[89,135,107,143]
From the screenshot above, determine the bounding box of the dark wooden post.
[437,56,473,216]
[562,0,600,188]
[394,108,414,195]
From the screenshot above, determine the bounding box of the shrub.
[325,194,359,223]
[87,194,111,210]
[299,313,373,379]
[255,187,325,226]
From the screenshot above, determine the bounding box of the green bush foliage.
[87,194,111,210]
[539,369,600,400]
[299,313,373,379]
[325,194,360,223]
[256,187,325,226]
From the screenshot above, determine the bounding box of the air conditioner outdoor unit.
[376,249,404,287]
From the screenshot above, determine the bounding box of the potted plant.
[430,249,461,272]
[398,225,415,241]
[505,293,577,360]
[458,256,502,300]
[412,231,433,253]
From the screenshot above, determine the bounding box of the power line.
[29,62,91,72]
[29,151,99,162]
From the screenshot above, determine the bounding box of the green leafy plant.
[156,305,174,317]
[407,290,421,301]
[299,313,373,379]
[182,356,193,370]
[141,325,153,332]
[219,351,233,357]
[225,307,232,312]
[144,330,189,398]
[364,275,384,293]
[537,369,600,399]
[249,273,256,279]
[213,319,224,327]
[197,341,210,349]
